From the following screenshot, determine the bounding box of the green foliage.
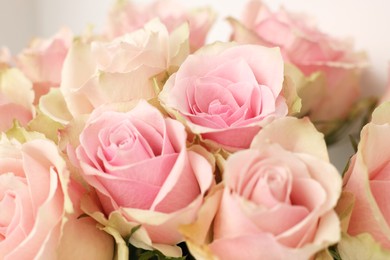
[126,225,190,260]
[329,245,342,260]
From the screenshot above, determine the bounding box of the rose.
[105,0,215,51]
[0,135,113,259]
[343,102,390,249]
[60,19,189,118]
[159,42,289,151]
[16,28,72,103]
[230,0,366,126]
[74,100,214,257]
[182,117,341,259]
[0,68,35,132]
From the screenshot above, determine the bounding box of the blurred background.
[1,0,389,170]
[2,0,388,90]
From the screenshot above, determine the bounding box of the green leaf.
[348,134,359,153]
[329,245,342,260]
[128,244,186,260]
[129,225,142,239]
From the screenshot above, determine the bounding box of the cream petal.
[56,217,114,260]
[251,117,329,161]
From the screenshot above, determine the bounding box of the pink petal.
[249,204,309,236]
[104,154,178,187]
[201,125,261,150]
[291,178,326,211]
[57,217,114,260]
[370,180,390,226]
[213,190,260,240]
[151,151,201,213]
[193,78,239,114]
[209,234,285,260]
[205,58,258,86]
[223,45,284,97]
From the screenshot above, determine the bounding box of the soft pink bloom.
[343,102,390,249]
[75,100,213,256]
[105,0,215,51]
[0,136,113,260]
[16,28,72,102]
[159,42,288,151]
[0,68,35,131]
[231,0,366,123]
[183,117,341,260]
[61,19,188,118]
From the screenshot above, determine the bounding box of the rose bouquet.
[1,0,388,259]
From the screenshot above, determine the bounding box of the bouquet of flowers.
[1,0,388,259]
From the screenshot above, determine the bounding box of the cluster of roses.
[1,1,389,259]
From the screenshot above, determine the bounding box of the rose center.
[208,100,234,116]
[246,164,292,208]
[110,128,135,149]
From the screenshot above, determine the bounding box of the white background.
[1,0,389,170]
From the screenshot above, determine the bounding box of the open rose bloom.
[159,42,293,151]
[230,0,367,135]
[58,18,189,120]
[181,117,341,259]
[71,100,214,257]
[0,135,113,259]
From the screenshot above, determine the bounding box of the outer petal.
[56,217,114,260]
[251,117,329,161]
[0,68,35,126]
[344,124,390,247]
[338,233,390,260]
[60,39,95,116]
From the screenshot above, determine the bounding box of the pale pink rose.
[0,68,35,131]
[159,42,288,151]
[182,117,341,260]
[343,102,390,249]
[61,19,189,118]
[0,136,113,259]
[231,0,366,123]
[75,100,213,256]
[106,0,215,51]
[16,28,72,103]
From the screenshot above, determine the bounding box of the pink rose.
[61,19,188,118]
[75,100,213,256]
[16,28,72,103]
[182,117,341,260]
[0,68,35,131]
[231,0,366,124]
[0,136,113,259]
[343,102,390,249]
[105,0,215,51]
[159,42,288,151]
